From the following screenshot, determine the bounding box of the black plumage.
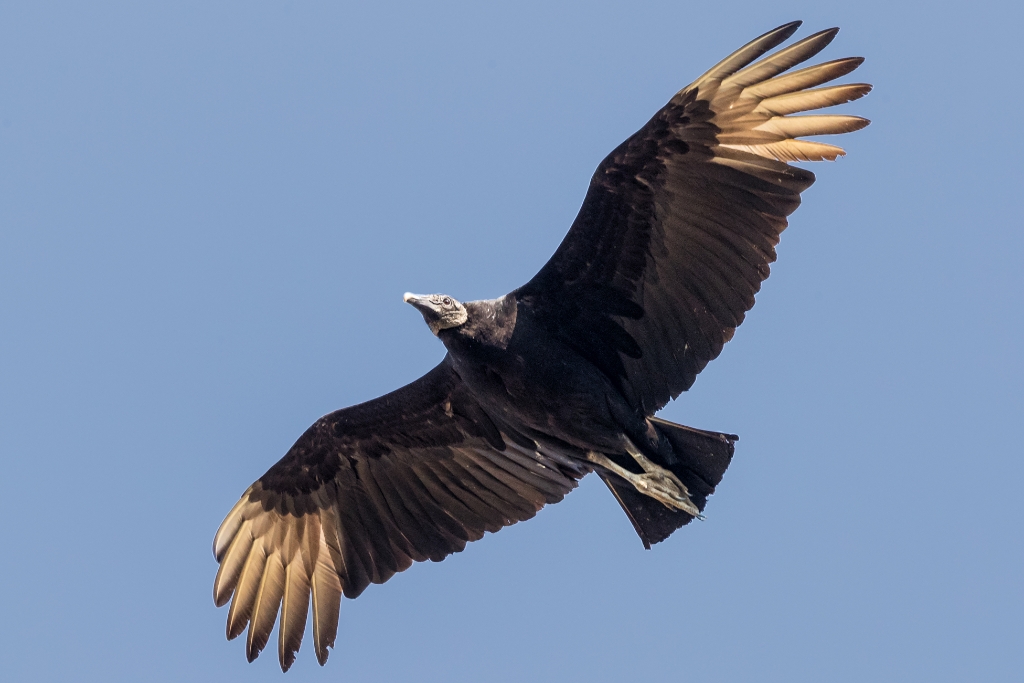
[213,21,870,670]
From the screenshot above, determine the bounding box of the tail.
[600,418,737,548]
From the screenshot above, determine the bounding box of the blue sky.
[1,2,1022,681]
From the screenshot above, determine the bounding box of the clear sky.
[1,2,1021,682]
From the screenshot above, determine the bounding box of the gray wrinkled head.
[403,292,469,335]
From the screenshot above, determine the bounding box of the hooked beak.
[403,292,439,316]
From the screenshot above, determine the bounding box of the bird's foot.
[587,449,702,518]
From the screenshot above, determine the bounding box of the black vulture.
[212,21,870,671]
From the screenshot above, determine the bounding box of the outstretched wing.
[516,22,870,414]
[212,357,586,671]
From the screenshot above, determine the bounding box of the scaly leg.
[587,440,702,518]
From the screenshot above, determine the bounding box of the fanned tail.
[601,418,736,548]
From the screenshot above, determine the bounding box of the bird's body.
[443,296,628,454]
[213,22,871,671]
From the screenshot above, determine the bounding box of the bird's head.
[403,292,468,336]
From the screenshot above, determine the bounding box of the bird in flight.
[212,21,870,671]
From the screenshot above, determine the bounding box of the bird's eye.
[442,297,453,307]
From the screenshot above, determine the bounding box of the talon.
[587,444,701,518]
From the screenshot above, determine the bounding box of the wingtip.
[809,26,840,46]
[849,116,871,131]
[213,587,230,608]
[213,490,253,560]
[764,21,803,45]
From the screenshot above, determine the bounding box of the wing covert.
[212,357,586,670]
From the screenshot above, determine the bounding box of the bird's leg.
[587,441,702,518]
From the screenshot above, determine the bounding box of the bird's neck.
[440,295,518,353]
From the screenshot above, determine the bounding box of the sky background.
[1,2,1022,681]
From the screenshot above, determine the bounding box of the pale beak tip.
[403,292,415,303]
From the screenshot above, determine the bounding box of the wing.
[516,22,870,414]
[212,357,587,671]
